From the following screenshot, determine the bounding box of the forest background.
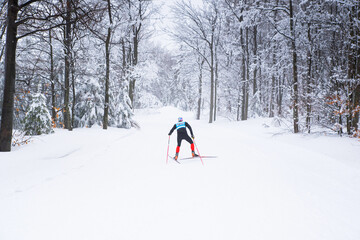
[0,0,359,151]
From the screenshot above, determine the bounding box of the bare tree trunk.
[355,4,360,132]
[258,52,263,107]
[133,29,138,66]
[128,36,138,108]
[347,6,356,135]
[290,0,299,133]
[270,58,276,117]
[329,4,342,135]
[64,0,72,130]
[129,12,140,108]
[197,57,204,120]
[227,88,232,113]
[209,39,215,123]
[49,30,56,123]
[103,27,111,129]
[128,79,135,108]
[121,38,126,75]
[306,23,313,133]
[245,27,249,119]
[71,57,76,128]
[103,0,112,129]
[349,4,360,133]
[0,0,18,151]
[214,50,218,121]
[253,25,258,95]
[127,35,134,108]
[237,82,241,121]
[278,74,284,116]
[240,28,247,121]
[272,3,279,117]
[352,85,360,132]
[269,75,275,118]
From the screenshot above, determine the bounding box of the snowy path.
[1,107,360,240]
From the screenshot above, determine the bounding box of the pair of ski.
[168,155,217,164]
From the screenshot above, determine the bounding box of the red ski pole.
[166,135,170,164]
[193,138,204,166]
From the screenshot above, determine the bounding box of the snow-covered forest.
[1,1,360,239]
[0,0,360,151]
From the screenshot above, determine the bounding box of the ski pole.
[193,138,204,166]
[166,135,170,164]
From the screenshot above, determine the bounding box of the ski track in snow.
[0,107,360,240]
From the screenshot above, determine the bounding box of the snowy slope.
[1,107,360,240]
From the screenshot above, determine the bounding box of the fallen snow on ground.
[1,107,359,240]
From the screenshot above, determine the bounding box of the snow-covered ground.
[1,107,360,240]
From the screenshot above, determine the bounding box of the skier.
[168,117,198,160]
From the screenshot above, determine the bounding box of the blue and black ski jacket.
[168,122,194,137]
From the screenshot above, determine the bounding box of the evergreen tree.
[23,92,54,135]
[110,85,133,129]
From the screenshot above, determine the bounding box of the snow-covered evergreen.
[23,92,54,135]
[109,77,134,129]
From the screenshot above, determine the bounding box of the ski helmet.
[178,117,183,122]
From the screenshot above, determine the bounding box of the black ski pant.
[177,132,193,146]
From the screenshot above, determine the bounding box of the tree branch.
[19,0,41,9]
[17,22,67,40]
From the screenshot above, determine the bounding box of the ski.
[179,156,217,160]
[168,155,181,164]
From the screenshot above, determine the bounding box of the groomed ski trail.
[0,107,359,240]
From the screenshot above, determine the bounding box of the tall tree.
[172,0,220,123]
[347,2,360,134]
[103,0,112,130]
[126,0,152,108]
[197,52,205,120]
[0,0,19,151]
[49,29,56,124]
[63,0,72,130]
[289,0,300,133]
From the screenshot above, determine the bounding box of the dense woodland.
[0,0,359,151]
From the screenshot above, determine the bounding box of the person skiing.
[168,117,198,160]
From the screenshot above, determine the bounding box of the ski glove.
[192,135,195,139]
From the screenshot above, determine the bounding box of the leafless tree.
[0,0,100,151]
[172,0,221,123]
